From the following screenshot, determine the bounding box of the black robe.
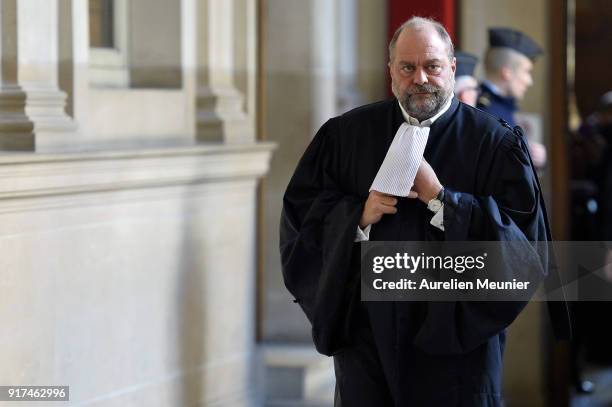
[280,98,570,406]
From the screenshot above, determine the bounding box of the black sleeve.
[413,129,554,354]
[280,118,364,356]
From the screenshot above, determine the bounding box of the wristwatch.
[427,188,445,213]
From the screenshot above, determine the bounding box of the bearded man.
[280,16,570,407]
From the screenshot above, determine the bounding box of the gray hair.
[388,16,454,63]
[484,47,525,76]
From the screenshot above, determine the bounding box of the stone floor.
[263,346,612,407]
[263,343,335,407]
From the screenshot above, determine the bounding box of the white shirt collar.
[397,95,453,127]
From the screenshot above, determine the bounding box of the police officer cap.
[488,27,543,59]
[455,51,478,77]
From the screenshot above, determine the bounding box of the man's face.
[506,55,533,100]
[389,26,456,121]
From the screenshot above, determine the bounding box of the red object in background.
[386,0,456,96]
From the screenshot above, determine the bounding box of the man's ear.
[500,66,513,82]
[450,57,456,74]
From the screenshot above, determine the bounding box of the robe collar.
[387,97,460,160]
[397,96,453,127]
[429,96,460,134]
[392,96,459,134]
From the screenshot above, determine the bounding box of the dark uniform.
[477,27,543,126]
[477,81,518,126]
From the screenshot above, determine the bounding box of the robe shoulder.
[459,102,514,133]
[332,99,525,171]
[340,98,514,136]
[301,100,396,152]
[455,102,524,152]
[332,99,399,141]
[338,99,397,122]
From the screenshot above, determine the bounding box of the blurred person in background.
[454,51,479,106]
[478,27,547,168]
[569,91,612,394]
[578,91,612,224]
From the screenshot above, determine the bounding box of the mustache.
[406,84,441,95]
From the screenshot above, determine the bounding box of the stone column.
[0,0,75,151]
[128,0,182,88]
[311,0,337,133]
[58,0,91,139]
[194,0,256,143]
[337,0,364,113]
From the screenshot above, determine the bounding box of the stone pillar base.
[0,85,76,151]
[196,86,253,143]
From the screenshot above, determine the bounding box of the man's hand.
[413,159,443,204]
[360,191,415,228]
[528,141,547,169]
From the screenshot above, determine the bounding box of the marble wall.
[0,145,273,406]
[0,0,272,405]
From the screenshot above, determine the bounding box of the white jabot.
[369,123,430,196]
[355,97,453,241]
[368,97,452,196]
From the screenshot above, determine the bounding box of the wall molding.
[0,142,275,201]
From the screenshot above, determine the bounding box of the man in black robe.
[280,17,570,407]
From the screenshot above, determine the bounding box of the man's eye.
[402,66,414,73]
[428,65,441,72]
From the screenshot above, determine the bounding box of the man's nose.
[414,67,428,85]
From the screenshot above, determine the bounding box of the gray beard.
[394,80,454,122]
